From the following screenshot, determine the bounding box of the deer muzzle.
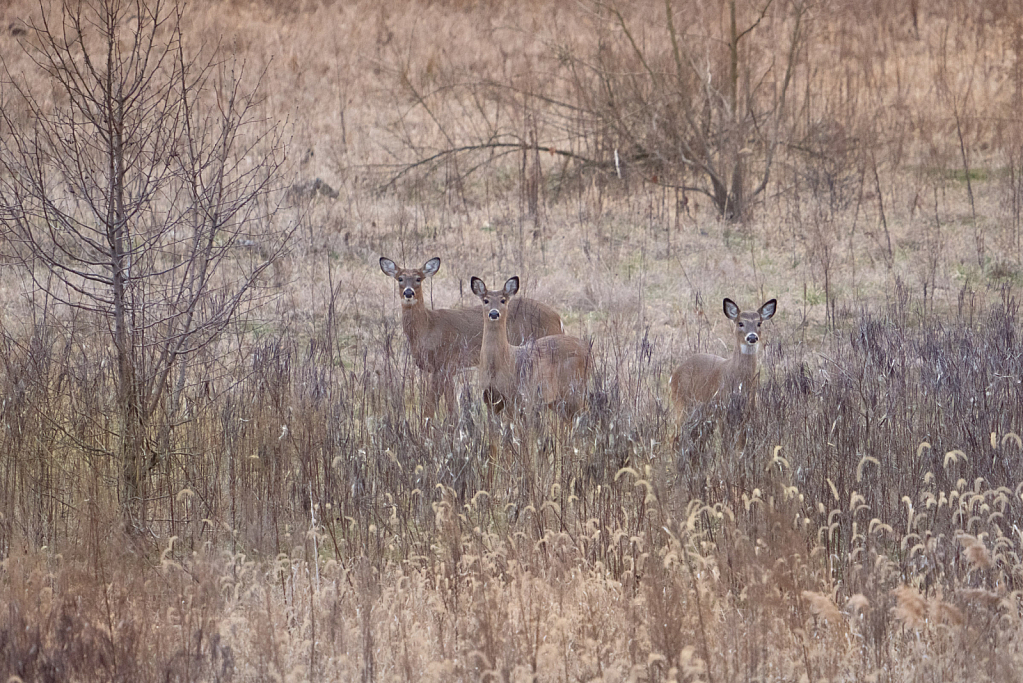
[402,287,415,300]
[745,332,759,345]
[488,309,501,320]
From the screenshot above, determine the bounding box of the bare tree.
[0,0,291,527]
[574,0,807,221]
[384,0,807,223]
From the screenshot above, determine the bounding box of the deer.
[669,298,777,418]
[470,276,591,419]
[379,257,563,415]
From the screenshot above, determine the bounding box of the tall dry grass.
[2,0,1023,680]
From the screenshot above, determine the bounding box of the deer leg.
[560,383,586,420]
[423,372,443,418]
[481,399,509,466]
[441,373,456,415]
[482,387,506,414]
[486,415,500,463]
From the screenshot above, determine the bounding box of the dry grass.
[2,0,1023,680]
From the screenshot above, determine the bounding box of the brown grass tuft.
[803,590,844,625]
[958,533,993,570]
[891,585,929,630]
[929,593,965,626]
[959,588,1003,608]
[845,593,870,615]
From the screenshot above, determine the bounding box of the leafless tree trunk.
[0,0,292,529]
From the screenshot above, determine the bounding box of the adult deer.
[470,276,590,419]
[379,257,563,415]
[669,298,777,417]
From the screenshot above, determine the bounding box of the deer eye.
[483,298,489,305]
[501,298,506,304]
[757,322,762,327]
[415,277,421,283]
[737,322,744,328]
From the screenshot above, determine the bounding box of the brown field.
[2,0,1023,680]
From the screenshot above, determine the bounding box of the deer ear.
[379,257,398,277]
[423,257,441,277]
[759,299,777,320]
[470,277,487,298]
[504,276,519,296]
[723,298,740,320]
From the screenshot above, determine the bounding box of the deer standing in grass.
[669,298,777,417]
[380,257,563,415]
[471,276,591,419]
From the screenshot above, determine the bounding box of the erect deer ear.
[423,257,441,277]
[504,276,519,296]
[379,257,398,277]
[470,276,487,298]
[759,299,777,320]
[723,298,740,320]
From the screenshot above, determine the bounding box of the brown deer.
[669,298,777,417]
[379,257,563,415]
[470,276,591,419]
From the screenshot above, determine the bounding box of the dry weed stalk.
[1,0,1023,680]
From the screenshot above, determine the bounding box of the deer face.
[723,298,777,354]
[380,257,441,307]
[471,276,519,322]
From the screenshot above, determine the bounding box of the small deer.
[471,276,591,419]
[669,298,777,417]
[380,257,563,414]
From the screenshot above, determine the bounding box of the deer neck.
[401,297,432,344]
[480,316,514,377]
[729,342,760,384]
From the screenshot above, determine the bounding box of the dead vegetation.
[2,0,1023,680]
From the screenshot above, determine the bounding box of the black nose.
[746,332,759,344]
[489,309,500,320]
[402,288,414,299]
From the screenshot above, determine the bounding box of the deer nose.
[402,287,415,299]
[745,332,759,345]
[488,309,500,320]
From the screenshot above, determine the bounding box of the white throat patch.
[741,343,758,355]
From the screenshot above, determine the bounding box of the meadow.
[1,0,1023,680]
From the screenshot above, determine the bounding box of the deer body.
[380,257,563,414]
[472,276,590,418]
[669,298,777,417]
[398,301,477,373]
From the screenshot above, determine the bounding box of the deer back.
[516,334,591,417]
[669,353,739,411]
[506,297,563,345]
